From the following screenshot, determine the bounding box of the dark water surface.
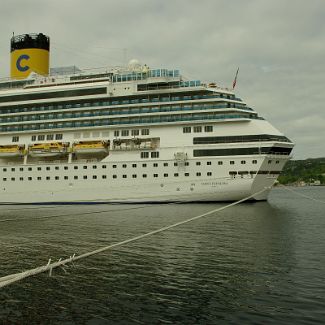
[0,187,324,324]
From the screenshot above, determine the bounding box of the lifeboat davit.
[0,145,25,157]
[73,141,109,155]
[29,142,68,157]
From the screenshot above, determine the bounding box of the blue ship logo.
[16,54,30,72]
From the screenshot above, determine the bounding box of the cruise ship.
[0,33,294,204]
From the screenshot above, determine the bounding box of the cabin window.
[174,173,179,177]
[252,160,257,164]
[121,130,129,136]
[196,172,201,176]
[12,136,19,142]
[151,152,159,158]
[38,135,45,141]
[207,172,212,176]
[131,129,139,136]
[193,126,202,133]
[204,125,213,132]
[114,130,120,137]
[141,129,149,135]
[183,127,191,133]
[141,152,149,159]
[55,134,63,140]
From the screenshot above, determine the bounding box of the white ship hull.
[0,153,283,204]
[0,175,273,204]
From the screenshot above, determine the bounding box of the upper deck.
[0,64,257,135]
[0,65,222,97]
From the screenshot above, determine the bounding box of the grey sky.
[0,0,324,159]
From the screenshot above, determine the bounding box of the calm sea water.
[0,187,324,324]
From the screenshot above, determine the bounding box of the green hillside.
[278,158,325,185]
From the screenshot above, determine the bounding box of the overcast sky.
[0,0,324,159]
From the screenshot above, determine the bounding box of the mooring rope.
[0,187,270,289]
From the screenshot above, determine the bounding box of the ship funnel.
[10,33,50,79]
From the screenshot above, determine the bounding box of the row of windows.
[183,125,213,133]
[114,128,149,137]
[29,133,63,142]
[2,172,214,182]
[229,170,281,177]
[194,147,292,157]
[0,103,252,125]
[193,134,292,144]
[0,88,107,104]
[19,130,149,143]
[140,152,159,159]
[1,159,274,172]
[0,112,259,133]
[0,92,241,116]
[112,69,180,82]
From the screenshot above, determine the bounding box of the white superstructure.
[0,63,294,204]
